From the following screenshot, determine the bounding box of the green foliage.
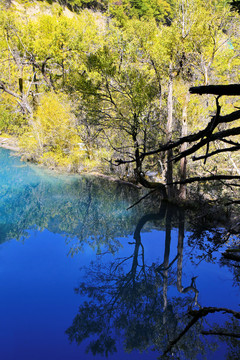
[0,0,239,191]
[72,31,163,177]
[108,0,173,22]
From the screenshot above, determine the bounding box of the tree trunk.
[179,93,189,199]
[133,131,142,183]
[166,63,174,198]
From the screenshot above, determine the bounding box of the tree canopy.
[0,0,239,203]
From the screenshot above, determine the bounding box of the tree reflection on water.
[0,149,239,359]
[66,201,239,359]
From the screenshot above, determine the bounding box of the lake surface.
[0,148,239,360]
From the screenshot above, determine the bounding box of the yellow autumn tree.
[19,92,83,170]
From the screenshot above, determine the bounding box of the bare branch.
[189,84,240,96]
[192,145,240,161]
[168,175,240,185]
[140,110,240,159]
[0,80,21,100]
[172,126,240,163]
[220,138,240,146]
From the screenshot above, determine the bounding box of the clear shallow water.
[0,148,239,360]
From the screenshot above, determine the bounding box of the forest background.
[0,0,239,202]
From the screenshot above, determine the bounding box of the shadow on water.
[0,148,239,359]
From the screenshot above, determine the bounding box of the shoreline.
[0,136,238,234]
[0,136,20,152]
[0,136,140,188]
[0,136,239,218]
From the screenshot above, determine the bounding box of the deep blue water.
[0,148,239,360]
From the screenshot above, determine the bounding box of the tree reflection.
[186,204,240,266]
[176,211,200,308]
[0,153,163,255]
[1,149,238,358]
[220,255,240,288]
[66,202,213,359]
[213,316,240,360]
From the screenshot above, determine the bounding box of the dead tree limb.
[220,138,240,146]
[189,84,240,96]
[172,126,240,163]
[192,145,240,161]
[0,80,32,114]
[139,110,240,160]
[114,109,240,167]
[0,80,21,100]
[168,175,240,185]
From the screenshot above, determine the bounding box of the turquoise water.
[0,148,239,359]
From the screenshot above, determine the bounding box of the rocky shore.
[0,136,19,151]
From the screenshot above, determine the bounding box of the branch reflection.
[66,201,226,359]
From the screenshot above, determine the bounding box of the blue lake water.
[0,148,239,359]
